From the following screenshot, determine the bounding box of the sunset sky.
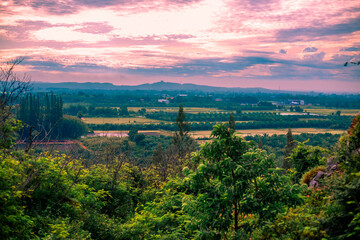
[1,0,359,92]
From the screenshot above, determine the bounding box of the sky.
[0,0,359,92]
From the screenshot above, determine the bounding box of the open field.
[189,128,346,138]
[90,128,346,139]
[83,117,166,124]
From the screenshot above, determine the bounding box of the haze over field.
[1,0,359,92]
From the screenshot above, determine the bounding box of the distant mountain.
[32,81,294,94]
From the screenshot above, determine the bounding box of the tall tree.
[228,112,236,133]
[175,104,189,137]
[172,104,194,159]
[282,128,296,170]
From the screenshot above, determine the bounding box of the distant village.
[157,93,306,106]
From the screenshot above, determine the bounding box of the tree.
[152,144,168,181]
[172,104,194,159]
[0,58,31,149]
[185,124,302,238]
[228,112,235,133]
[59,115,88,139]
[322,115,360,239]
[282,128,296,170]
[258,136,263,149]
[288,141,328,183]
[128,127,139,142]
[128,127,145,145]
[175,104,189,138]
[119,106,129,116]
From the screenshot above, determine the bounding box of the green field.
[92,128,346,139]
[189,128,346,138]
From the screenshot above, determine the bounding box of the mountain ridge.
[32,81,295,94]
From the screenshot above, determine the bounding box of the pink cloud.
[1,0,359,92]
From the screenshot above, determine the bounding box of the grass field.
[91,128,345,139]
[189,128,346,138]
[83,117,165,124]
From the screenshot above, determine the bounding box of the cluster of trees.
[17,94,63,138]
[57,89,360,109]
[64,105,130,118]
[146,111,334,122]
[17,93,88,140]
[245,132,340,164]
[57,90,360,109]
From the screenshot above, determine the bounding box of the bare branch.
[0,57,32,122]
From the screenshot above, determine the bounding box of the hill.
[32,81,296,94]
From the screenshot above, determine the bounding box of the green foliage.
[120,178,191,239]
[337,115,360,173]
[1,110,360,239]
[228,112,235,133]
[152,144,168,181]
[289,141,328,183]
[282,128,296,170]
[18,94,89,139]
[324,172,360,239]
[128,126,145,144]
[322,115,360,239]
[119,105,129,116]
[0,117,22,149]
[186,124,303,237]
[254,189,329,240]
[59,115,88,139]
[0,150,144,239]
[172,104,195,160]
[18,93,63,138]
[0,152,34,239]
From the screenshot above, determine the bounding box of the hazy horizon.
[1,0,359,92]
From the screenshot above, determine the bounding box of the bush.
[59,115,88,139]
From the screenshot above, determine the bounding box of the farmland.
[91,128,346,139]
[303,107,360,115]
